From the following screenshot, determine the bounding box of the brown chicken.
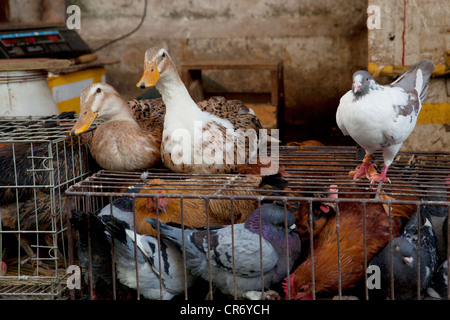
[285,180,418,299]
[236,156,286,176]
[264,144,343,242]
[286,140,325,148]
[0,117,88,204]
[1,190,70,275]
[133,174,285,236]
[289,184,339,242]
[0,117,87,275]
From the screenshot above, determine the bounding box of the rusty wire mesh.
[65,146,450,300]
[0,115,96,299]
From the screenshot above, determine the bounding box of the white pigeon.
[336,60,434,183]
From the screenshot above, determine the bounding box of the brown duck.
[70,83,165,171]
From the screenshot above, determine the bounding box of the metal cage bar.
[64,146,450,300]
[0,116,95,299]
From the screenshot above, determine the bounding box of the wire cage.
[0,115,95,299]
[64,145,450,300]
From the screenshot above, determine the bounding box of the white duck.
[136,47,263,174]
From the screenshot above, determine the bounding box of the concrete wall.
[66,0,368,133]
[368,0,449,66]
[368,0,450,152]
[5,0,447,149]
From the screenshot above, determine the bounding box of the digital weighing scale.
[0,25,92,116]
[0,26,91,59]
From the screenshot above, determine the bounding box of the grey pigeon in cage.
[368,211,438,300]
[103,215,196,300]
[99,197,133,217]
[427,260,448,300]
[70,210,114,299]
[146,203,301,298]
[71,184,194,300]
[336,60,435,183]
[97,186,143,228]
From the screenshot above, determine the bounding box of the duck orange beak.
[70,108,98,136]
[136,59,160,89]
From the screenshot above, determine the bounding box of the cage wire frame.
[65,146,450,300]
[0,115,96,299]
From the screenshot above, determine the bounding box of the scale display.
[0,27,91,59]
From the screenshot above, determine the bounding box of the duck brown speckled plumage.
[131,95,262,147]
[127,98,166,138]
[137,47,264,175]
[197,96,263,131]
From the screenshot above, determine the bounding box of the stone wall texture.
[69,0,369,129]
[368,0,449,152]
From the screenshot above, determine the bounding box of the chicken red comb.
[282,274,314,300]
[155,190,170,210]
[282,273,296,299]
[157,197,170,210]
[146,190,171,211]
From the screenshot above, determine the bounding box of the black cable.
[92,0,148,53]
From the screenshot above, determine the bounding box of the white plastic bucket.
[0,70,60,117]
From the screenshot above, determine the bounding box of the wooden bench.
[180,59,285,139]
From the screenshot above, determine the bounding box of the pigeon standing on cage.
[147,203,301,298]
[336,60,435,183]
